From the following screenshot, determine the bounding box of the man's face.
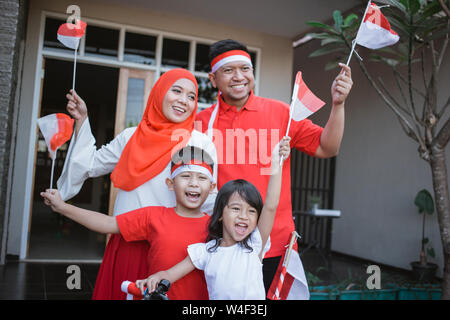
[209,61,255,108]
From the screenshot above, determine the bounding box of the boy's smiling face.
[166,171,215,214]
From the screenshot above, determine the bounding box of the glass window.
[196,76,217,104]
[161,38,189,69]
[85,25,119,59]
[125,78,145,128]
[195,43,210,72]
[124,32,157,65]
[43,17,73,53]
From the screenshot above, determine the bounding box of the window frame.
[41,11,261,110]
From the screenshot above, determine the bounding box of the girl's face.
[162,78,197,123]
[220,192,258,246]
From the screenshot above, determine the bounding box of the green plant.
[308,194,322,209]
[414,189,436,265]
[306,0,450,299]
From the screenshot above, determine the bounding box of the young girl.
[136,136,291,300]
[58,69,217,299]
[42,146,216,300]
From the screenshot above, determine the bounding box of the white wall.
[294,39,450,277]
[8,0,293,256]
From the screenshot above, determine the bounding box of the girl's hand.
[66,90,88,123]
[40,189,65,213]
[278,136,291,160]
[270,136,291,175]
[136,271,165,295]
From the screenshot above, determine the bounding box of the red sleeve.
[116,207,152,242]
[194,106,214,134]
[289,119,324,157]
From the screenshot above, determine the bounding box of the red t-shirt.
[195,92,323,257]
[116,206,210,300]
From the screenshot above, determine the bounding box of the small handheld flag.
[121,281,143,300]
[37,113,74,189]
[57,20,87,91]
[346,1,399,65]
[280,72,325,165]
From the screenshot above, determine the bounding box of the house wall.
[294,36,450,277]
[7,0,293,257]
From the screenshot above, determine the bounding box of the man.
[195,39,352,298]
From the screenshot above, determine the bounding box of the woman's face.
[162,78,197,123]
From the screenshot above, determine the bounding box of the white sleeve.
[56,118,135,201]
[187,243,208,270]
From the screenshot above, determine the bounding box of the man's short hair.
[208,39,250,65]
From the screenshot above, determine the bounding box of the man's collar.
[218,91,257,112]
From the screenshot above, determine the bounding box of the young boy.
[41,146,216,300]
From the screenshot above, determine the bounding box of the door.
[27,59,119,260]
[108,68,154,218]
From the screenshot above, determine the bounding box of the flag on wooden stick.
[37,113,74,189]
[346,1,400,65]
[57,20,87,91]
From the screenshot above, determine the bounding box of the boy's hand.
[331,63,353,106]
[66,90,88,123]
[40,189,65,213]
[136,271,166,295]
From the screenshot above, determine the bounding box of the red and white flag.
[37,113,74,160]
[290,72,326,122]
[267,232,310,300]
[355,2,399,50]
[121,281,143,300]
[57,20,87,50]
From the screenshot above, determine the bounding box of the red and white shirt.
[196,92,323,257]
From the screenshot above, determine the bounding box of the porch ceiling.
[102,0,362,39]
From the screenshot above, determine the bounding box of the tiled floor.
[0,260,99,300]
[0,250,437,300]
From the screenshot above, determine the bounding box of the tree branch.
[377,76,410,115]
[438,95,450,119]
[357,59,426,150]
[435,116,450,149]
[438,0,450,18]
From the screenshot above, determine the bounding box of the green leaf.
[427,247,436,258]
[306,21,338,34]
[343,13,359,28]
[388,0,408,14]
[333,10,343,32]
[408,0,421,14]
[422,237,429,245]
[414,189,434,215]
[308,45,346,58]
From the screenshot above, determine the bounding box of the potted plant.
[308,194,322,212]
[410,189,438,282]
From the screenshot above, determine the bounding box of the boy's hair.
[206,179,263,252]
[208,39,250,65]
[171,146,214,173]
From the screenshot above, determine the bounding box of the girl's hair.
[207,179,263,252]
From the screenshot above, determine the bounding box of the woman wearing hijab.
[58,69,217,299]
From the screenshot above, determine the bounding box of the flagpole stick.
[346,0,372,66]
[72,46,78,91]
[283,231,301,268]
[50,156,56,190]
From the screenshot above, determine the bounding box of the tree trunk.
[429,145,450,300]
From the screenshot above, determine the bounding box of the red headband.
[210,50,252,73]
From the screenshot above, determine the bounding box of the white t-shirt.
[187,228,271,300]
